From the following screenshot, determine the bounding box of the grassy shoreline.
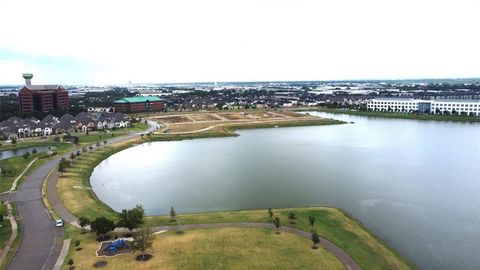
[299,107,480,122]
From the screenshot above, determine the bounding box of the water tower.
[22,73,33,86]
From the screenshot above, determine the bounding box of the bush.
[11,137,17,144]
[31,148,37,154]
[75,240,80,247]
[68,259,74,265]
[22,152,30,159]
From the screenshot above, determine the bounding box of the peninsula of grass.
[308,107,480,122]
[151,117,344,141]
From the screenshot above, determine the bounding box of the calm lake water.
[91,112,480,270]
[0,146,54,160]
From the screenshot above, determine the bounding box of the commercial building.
[114,96,165,113]
[18,73,69,113]
[367,98,480,116]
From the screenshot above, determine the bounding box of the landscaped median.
[54,134,415,270]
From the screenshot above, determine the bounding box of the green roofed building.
[114,96,165,113]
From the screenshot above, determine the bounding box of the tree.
[76,150,81,157]
[69,152,76,163]
[169,207,177,222]
[90,217,115,240]
[131,226,154,261]
[272,216,281,234]
[267,208,273,219]
[78,216,90,232]
[72,136,79,145]
[308,216,315,227]
[288,212,297,224]
[22,152,30,159]
[11,137,17,144]
[88,145,93,151]
[58,158,69,173]
[117,205,145,231]
[31,148,37,154]
[103,140,107,145]
[311,231,320,249]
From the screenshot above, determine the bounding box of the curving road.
[2,120,158,270]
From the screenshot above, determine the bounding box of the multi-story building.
[114,97,165,113]
[367,98,480,116]
[18,73,69,113]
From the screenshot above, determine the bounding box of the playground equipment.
[104,239,129,253]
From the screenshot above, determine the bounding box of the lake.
[0,146,55,160]
[91,112,480,270]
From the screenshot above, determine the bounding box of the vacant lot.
[187,113,221,122]
[153,115,192,123]
[219,113,250,120]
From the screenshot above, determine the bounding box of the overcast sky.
[0,0,479,85]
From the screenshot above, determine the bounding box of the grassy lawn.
[63,227,343,270]
[0,204,11,253]
[309,107,480,122]
[0,154,41,193]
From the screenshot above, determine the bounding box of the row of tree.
[267,208,321,249]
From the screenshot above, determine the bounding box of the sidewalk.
[0,202,18,265]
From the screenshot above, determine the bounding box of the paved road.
[7,158,64,270]
[150,222,362,270]
[3,120,158,270]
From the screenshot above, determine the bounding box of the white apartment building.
[367,98,480,116]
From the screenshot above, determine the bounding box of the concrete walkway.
[52,239,70,270]
[149,222,362,270]
[0,202,18,265]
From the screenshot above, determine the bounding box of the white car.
[55,219,63,227]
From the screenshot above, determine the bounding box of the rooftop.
[114,96,163,103]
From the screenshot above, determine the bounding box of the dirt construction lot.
[148,111,335,134]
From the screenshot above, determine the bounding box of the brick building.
[18,73,69,113]
[114,97,165,113]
